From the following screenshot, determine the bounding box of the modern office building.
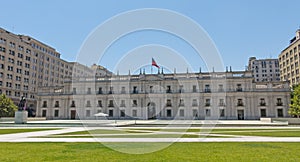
[248,57,280,82]
[0,27,92,114]
[279,29,300,85]
[37,70,290,120]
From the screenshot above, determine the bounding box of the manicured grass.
[129,128,300,137]
[57,128,300,137]
[213,129,300,137]
[0,142,299,161]
[0,128,59,134]
[62,128,267,135]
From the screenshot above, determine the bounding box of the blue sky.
[1,0,299,73]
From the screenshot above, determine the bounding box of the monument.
[14,96,28,124]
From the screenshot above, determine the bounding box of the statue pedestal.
[15,111,28,124]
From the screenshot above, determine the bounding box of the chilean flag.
[152,58,160,68]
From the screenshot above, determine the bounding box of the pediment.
[140,75,164,81]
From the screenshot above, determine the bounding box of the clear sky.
[1,0,300,73]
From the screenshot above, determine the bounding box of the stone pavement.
[0,119,290,126]
[0,119,299,142]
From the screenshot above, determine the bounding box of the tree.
[0,94,18,117]
[289,84,300,118]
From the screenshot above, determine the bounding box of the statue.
[18,96,26,111]
[15,96,28,124]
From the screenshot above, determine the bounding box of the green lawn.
[1,127,298,138]
[0,142,299,162]
[0,128,59,134]
[54,128,300,138]
[212,129,300,137]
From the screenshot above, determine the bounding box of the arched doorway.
[147,102,156,119]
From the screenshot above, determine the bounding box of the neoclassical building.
[36,70,291,120]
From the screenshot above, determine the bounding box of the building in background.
[248,57,280,82]
[91,64,113,77]
[279,29,300,85]
[0,27,96,114]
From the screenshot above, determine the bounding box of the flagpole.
[151,65,153,74]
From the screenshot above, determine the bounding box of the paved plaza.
[0,119,300,142]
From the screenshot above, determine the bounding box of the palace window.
[54,101,59,107]
[108,100,114,107]
[236,84,243,92]
[132,100,138,107]
[260,109,266,117]
[179,85,184,93]
[42,110,47,117]
[42,101,47,108]
[260,98,266,106]
[87,88,91,94]
[219,99,225,106]
[192,109,198,118]
[166,109,172,117]
[179,109,184,117]
[86,110,91,117]
[220,109,225,117]
[237,99,244,106]
[71,101,76,107]
[54,110,59,117]
[192,99,198,106]
[205,99,210,106]
[192,85,197,93]
[149,86,154,93]
[120,100,126,107]
[132,86,138,94]
[218,84,224,92]
[276,98,283,106]
[166,99,172,107]
[205,84,211,93]
[108,110,113,117]
[277,109,283,117]
[97,100,102,107]
[205,109,211,117]
[120,110,125,117]
[179,99,184,107]
[132,110,137,117]
[166,86,172,93]
[98,87,102,94]
[109,87,114,94]
[121,87,126,94]
[86,100,91,107]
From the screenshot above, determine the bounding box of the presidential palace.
[36,70,290,120]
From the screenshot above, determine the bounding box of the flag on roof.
[152,58,160,68]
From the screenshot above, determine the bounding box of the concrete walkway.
[0,119,290,126]
[1,126,300,142]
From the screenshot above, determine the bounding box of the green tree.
[0,94,18,117]
[289,85,300,118]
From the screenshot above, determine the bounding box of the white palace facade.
[36,70,291,120]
